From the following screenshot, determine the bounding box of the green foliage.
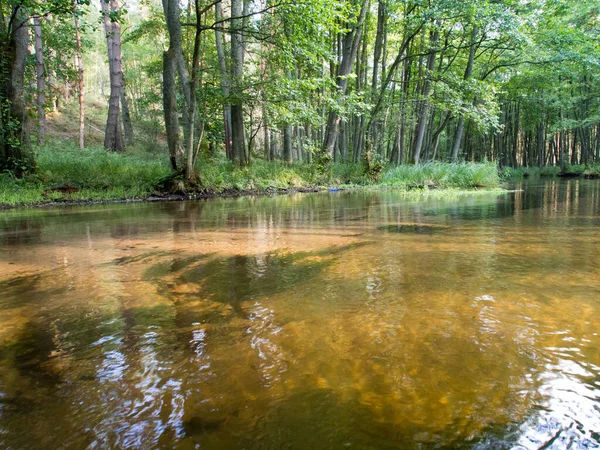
[6,0,599,179]
[0,174,45,206]
[35,143,170,191]
[499,164,600,180]
[314,152,333,178]
[380,162,500,189]
[540,166,562,177]
[0,144,501,207]
[361,148,385,181]
[499,167,537,180]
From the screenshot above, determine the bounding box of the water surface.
[1,180,599,449]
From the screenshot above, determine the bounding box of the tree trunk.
[0,7,34,175]
[74,7,85,149]
[371,0,386,98]
[230,0,248,165]
[163,50,179,170]
[185,5,207,182]
[214,1,232,159]
[283,125,292,163]
[264,121,270,160]
[121,79,134,146]
[368,0,386,148]
[162,0,190,170]
[297,125,304,162]
[322,0,368,155]
[270,130,276,161]
[101,0,124,152]
[33,16,46,144]
[452,26,479,162]
[413,26,440,164]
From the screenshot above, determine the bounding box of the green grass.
[197,155,372,191]
[583,164,600,176]
[0,143,502,208]
[539,166,562,177]
[198,155,499,192]
[499,166,540,179]
[36,144,170,191]
[1,143,170,206]
[500,163,600,180]
[378,162,500,189]
[0,176,46,206]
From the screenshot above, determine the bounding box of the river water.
[0,179,599,449]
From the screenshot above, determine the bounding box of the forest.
[0,0,599,205]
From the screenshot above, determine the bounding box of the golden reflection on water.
[1,179,600,449]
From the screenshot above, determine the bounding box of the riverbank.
[500,164,600,180]
[0,144,502,209]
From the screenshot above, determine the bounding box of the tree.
[451,25,478,162]
[322,0,368,156]
[33,15,46,144]
[101,0,124,152]
[73,1,85,149]
[214,0,232,159]
[229,0,249,166]
[0,3,34,175]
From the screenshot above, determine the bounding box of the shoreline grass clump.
[0,143,502,208]
[500,164,600,180]
[379,162,499,189]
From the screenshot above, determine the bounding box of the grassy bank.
[500,164,600,180]
[0,144,501,208]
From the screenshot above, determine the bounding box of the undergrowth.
[500,164,600,180]
[0,143,501,207]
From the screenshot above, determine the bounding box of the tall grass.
[0,175,45,206]
[499,166,539,180]
[380,162,499,189]
[197,156,373,191]
[37,143,170,191]
[500,164,600,180]
[0,143,501,207]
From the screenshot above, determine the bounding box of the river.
[1,179,599,449]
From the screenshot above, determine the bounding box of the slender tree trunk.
[65,78,71,102]
[73,7,85,149]
[571,129,578,164]
[184,5,204,182]
[339,121,348,162]
[513,104,519,167]
[162,0,190,170]
[121,79,134,146]
[163,50,179,170]
[413,26,440,164]
[395,52,411,164]
[269,130,276,161]
[101,0,124,152]
[214,1,232,159]
[297,125,304,162]
[322,0,368,155]
[230,0,248,165]
[371,0,386,98]
[369,0,386,148]
[452,26,479,162]
[48,66,59,113]
[33,16,46,144]
[263,119,270,160]
[283,125,292,163]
